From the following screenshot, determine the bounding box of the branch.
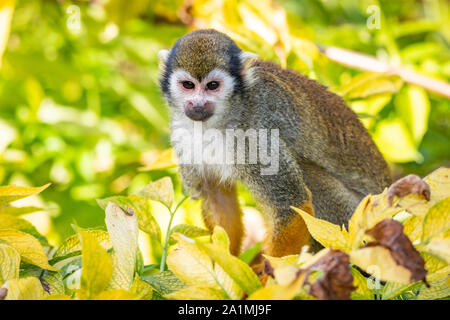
[321,46,450,99]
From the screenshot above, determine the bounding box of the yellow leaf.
[340,72,402,99]
[93,289,139,300]
[105,202,139,290]
[98,195,161,242]
[0,214,46,244]
[373,118,421,163]
[247,273,306,300]
[348,193,404,248]
[213,263,243,300]
[291,206,349,251]
[4,277,45,300]
[0,244,20,285]
[135,177,174,209]
[396,167,450,218]
[198,242,262,295]
[423,236,450,264]
[0,229,58,271]
[167,233,221,289]
[273,265,299,285]
[130,276,153,300]
[403,215,422,242]
[350,246,412,283]
[422,251,448,274]
[44,294,72,300]
[139,148,178,171]
[0,183,50,207]
[396,85,430,145]
[211,225,230,251]
[422,197,450,243]
[263,254,299,269]
[166,286,229,300]
[78,228,113,299]
[351,267,373,300]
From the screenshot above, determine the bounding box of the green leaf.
[40,271,65,296]
[0,206,43,216]
[0,183,50,207]
[382,281,423,300]
[169,224,210,244]
[135,177,174,209]
[77,227,113,299]
[52,230,111,259]
[105,202,139,290]
[350,267,374,300]
[0,229,58,271]
[239,242,262,264]
[417,275,450,300]
[0,243,20,285]
[142,270,186,295]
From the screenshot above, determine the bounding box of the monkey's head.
[159,29,256,122]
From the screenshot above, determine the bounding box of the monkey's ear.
[158,49,170,67]
[239,51,258,64]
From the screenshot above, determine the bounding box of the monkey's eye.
[182,81,195,89]
[206,81,219,90]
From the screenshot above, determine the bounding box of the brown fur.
[201,182,244,255]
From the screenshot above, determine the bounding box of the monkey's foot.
[387,174,430,207]
[251,259,274,286]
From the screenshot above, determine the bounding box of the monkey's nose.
[193,105,204,113]
[185,103,214,121]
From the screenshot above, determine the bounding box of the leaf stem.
[159,196,188,272]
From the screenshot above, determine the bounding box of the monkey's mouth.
[184,107,214,121]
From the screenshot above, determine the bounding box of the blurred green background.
[0,0,449,256]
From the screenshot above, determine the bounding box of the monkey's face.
[168,68,235,122]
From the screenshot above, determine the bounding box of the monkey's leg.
[263,187,314,257]
[245,157,314,258]
[201,183,244,255]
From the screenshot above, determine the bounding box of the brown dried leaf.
[301,250,355,300]
[387,174,430,206]
[366,219,427,282]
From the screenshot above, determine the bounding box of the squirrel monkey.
[158,29,392,257]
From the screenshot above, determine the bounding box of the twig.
[321,46,450,99]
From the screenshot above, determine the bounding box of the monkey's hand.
[387,174,430,207]
[179,165,204,200]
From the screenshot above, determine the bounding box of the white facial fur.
[159,51,258,185]
[167,68,235,125]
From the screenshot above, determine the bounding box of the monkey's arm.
[179,164,244,255]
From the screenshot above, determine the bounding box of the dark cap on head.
[160,29,244,94]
